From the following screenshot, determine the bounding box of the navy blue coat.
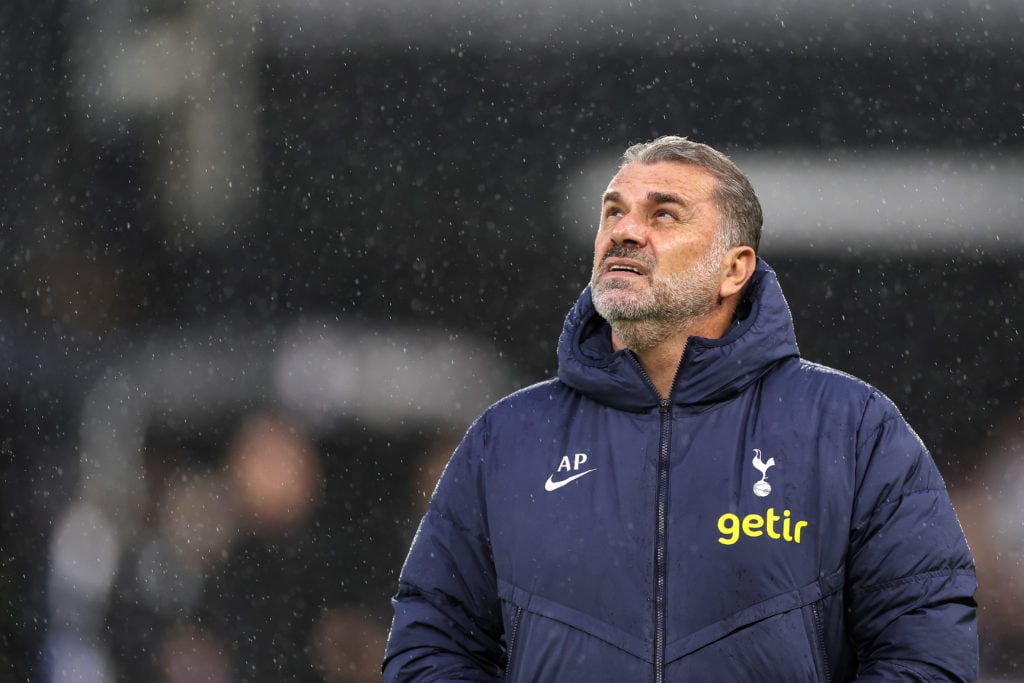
[384,260,978,682]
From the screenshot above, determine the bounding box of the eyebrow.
[602,190,623,204]
[601,190,688,206]
[647,191,687,206]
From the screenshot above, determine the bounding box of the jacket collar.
[556,258,800,412]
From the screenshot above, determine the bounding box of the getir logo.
[717,508,809,545]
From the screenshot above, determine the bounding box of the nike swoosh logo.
[544,469,597,492]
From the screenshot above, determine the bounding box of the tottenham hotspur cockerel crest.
[752,449,775,497]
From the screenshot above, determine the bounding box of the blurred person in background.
[195,411,325,680]
[309,605,388,683]
[409,434,463,518]
[96,409,407,682]
[40,293,504,681]
[948,403,1024,678]
[158,622,232,683]
[383,136,978,681]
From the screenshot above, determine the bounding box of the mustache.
[597,244,653,269]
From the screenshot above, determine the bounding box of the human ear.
[719,246,757,300]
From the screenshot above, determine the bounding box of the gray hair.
[621,136,762,253]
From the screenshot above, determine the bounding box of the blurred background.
[2,0,1022,681]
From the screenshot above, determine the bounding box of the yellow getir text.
[717,508,808,545]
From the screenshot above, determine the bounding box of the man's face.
[590,161,727,325]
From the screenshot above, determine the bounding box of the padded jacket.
[383,259,978,682]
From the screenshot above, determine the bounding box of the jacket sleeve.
[846,391,978,681]
[382,417,505,682]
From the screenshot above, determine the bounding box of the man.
[383,136,978,681]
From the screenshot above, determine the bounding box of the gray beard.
[591,246,723,352]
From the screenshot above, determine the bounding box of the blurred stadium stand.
[2,0,1022,680]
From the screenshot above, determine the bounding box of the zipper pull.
[659,398,671,414]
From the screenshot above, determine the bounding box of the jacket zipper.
[503,605,523,683]
[626,352,677,683]
[654,397,671,683]
[810,602,832,683]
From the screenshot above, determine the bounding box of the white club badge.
[751,448,776,497]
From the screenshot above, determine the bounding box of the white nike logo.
[544,469,597,492]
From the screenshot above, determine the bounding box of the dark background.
[3,1,1022,680]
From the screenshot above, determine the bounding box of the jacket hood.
[556,258,800,412]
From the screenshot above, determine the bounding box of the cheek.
[655,240,700,270]
[592,235,610,267]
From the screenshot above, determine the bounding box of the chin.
[594,292,649,322]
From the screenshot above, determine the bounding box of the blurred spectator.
[409,434,462,518]
[95,408,399,682]
[225,413,322,536]
[950,403,1024,678]
[308,606,387,683]
[157,467,240,574]
[195,411,325,681]
[38,314,509,681]
[158,622,232,683]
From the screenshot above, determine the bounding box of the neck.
[609,304,736,399]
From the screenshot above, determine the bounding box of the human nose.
[609,210,648,247]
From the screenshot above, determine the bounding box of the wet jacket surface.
[383,260,978,682]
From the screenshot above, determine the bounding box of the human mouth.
[602,257,648,278]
